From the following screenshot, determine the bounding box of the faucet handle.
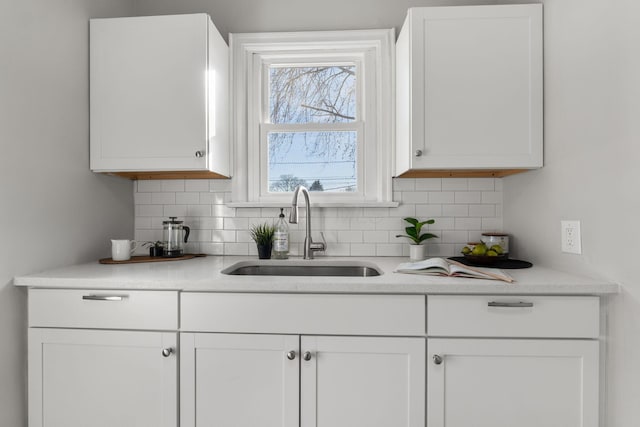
[309,232,327,253]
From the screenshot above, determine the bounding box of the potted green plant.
[249,223,276,259]
[142,240,164,257]
[396,217,438,261]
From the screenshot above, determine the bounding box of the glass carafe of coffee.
[162,217,190,257]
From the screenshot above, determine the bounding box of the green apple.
[490,245,504,255]
[471,243,487,256]
[486,250,498,256]
[461,246,472,255]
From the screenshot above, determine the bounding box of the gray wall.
[0,1,134,425]
[503,0,640,425]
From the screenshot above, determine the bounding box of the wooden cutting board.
[99,254,207,264]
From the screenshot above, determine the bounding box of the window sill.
[226,201,400,208]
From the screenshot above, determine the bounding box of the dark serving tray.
[448,256,532,269]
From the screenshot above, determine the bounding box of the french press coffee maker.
[162,217,190,257]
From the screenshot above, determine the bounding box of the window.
[231,30,395,206]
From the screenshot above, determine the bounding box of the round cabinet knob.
[433,354,443,365]
[162,348,174,358]
[287,350,296,360]
[195,150,205,158]
[303,351,312,361]
[415,149,423,157]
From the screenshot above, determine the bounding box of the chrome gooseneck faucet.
[290,185,326,259]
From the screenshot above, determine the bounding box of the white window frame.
[230,30,396,207]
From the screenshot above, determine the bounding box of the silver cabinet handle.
[287,351,296,360]
[488,301,534,308]
[195,150,205,158]
[82,295,127,301]
[303,351,312,361]
[433,354,443,365]
[162,348,174,357]
[415,149,423,157]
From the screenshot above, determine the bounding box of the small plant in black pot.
[142,241,164,257]
[250,223,276,259]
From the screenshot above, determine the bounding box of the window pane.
[269,66,356,124]
[268,131,357,193]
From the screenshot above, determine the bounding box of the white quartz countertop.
[13,256,619,295]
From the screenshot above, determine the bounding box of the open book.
[395,257,514,283]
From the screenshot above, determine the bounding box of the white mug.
[111,239,137,261]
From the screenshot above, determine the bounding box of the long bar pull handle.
[488,301,534,308]
[82,295,128,301]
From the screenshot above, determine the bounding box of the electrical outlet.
[561,220,582,254]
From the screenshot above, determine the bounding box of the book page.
[395,257,450,273]
[448,261,514,283]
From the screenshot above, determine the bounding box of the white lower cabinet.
[28,290,604,427]
[27,289,180,427]
[426,295,601,427]
[427,338,599,427]
[180,332,425,427]
[28,328,177,427]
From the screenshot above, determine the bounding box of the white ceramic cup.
[111,239,137,261]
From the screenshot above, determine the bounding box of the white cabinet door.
[301,336,425,427]
[180,333,299,427]
[90,14,229,175]
[427,338,599,427]
[28,328,177,427]
[396,5,543,174]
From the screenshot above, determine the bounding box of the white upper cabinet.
[90,14,230,178]
[396,5,543,177]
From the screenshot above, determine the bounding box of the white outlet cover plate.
[561,220,582,254]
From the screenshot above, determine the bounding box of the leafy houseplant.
[250,223,276,259]
[142,240,164,257]
[396,217,437,261]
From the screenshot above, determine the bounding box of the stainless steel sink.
[221,261,382,277]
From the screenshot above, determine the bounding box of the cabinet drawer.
[181,293,425,336]
[427,295,599,338]
[29,289,178,330]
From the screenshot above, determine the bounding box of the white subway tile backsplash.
[152,192,176,205]
[337,231,363,243]
[135,192,152,205]
[376,243,403,256]
[225,217,249,230]
[185,179,210,192]
[455,217,482,230]
[163,205,188,217]
[469,204,496,217]
[136,204,164,217]
[213,230,236,243]
[363,230,389,243]
[187,204,212,217]
[428,191,455,204]
[350,244,377,256]
[134,178,504,257]
[442,204,469,218]
[224,242,249,255]
[401,191,428,204]
[415,178,442,191]
[468,178,496,191]
[442,178,468,191]
[454,192,482,204]
[161,180,185,192]
[137,180,162,192]
[415,204,442,218]
[482,191,502,204]
[393,178,415,191]
[175,192,200,205]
